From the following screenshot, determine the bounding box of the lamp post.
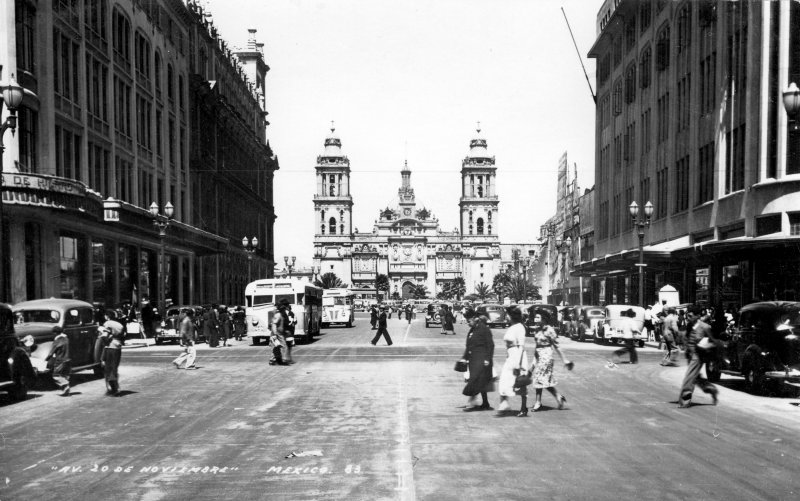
[0,75,25,302]
[629,200,654,307]
[555,236,572,305]
[783,82,800,131]
[283,255,296,278]
[541,222,558,303]
[149,201,174,315]
[242,236,258,282]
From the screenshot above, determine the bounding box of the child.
[101,328,123,396]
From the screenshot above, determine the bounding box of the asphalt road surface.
[1,312,799,500]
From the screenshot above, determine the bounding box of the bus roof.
[245,279,322,294]
[323,288,354,296]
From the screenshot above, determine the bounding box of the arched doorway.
[401,281,415,299]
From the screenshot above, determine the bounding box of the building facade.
[580,0,800,309]
[0,0,277,309]
[312,127,502,298]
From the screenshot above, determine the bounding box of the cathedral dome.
[322,124,344,158]
[467,124,490,159]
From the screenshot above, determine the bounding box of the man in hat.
[45,326,71,396]
[173,308,198,369]
[612,308,640,364]
[371,306,393,346]
[678,306,718,407]
[270,299,294,365]
[101,324,124,396]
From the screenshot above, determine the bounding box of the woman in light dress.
[496,305,529,417]
[529,312,567,411]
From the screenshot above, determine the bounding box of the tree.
[375,274,390,300]
[314,272,347,289]
[492,273,512,302]
[474,282,492,302]
[507,275,541,303]
[450,277,466,300]
[412,284,429,299]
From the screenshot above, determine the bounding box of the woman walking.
[529,312,567,411]
[442,305,456,335]
[497,305,529,416]
[460,308,495,411]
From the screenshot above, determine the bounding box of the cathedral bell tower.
[314,124,353,237]
[459,125,498,238]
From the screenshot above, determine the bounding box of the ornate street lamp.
[150,201,174,315]
[283,255,296,278]
[783,82,800,131]
[0,75,26,302]
[629,200,654,307]
[242,236,259,282]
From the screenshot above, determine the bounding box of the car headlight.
[7,357,14,366]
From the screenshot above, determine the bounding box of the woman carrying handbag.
[459,308,495,411]
[529,312,568,411]
[497,306,530,416]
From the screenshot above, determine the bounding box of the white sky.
[209,0,599,268]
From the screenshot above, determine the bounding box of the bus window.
[253,294,273,306]
[297,293,305,304]
[323,297,335,306]
[275,294,295,305]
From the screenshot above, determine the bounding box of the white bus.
[244,279,323,345]
[322,288,355,328]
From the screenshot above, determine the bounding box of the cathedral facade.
[312,127,502,298]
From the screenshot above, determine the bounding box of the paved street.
[2,312,800,500]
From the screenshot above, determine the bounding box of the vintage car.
[568,305,606,342]
[0,303,35,401]
[558,306,573,336]
[156,305,203,344]
[524,304,559,335]
[13,298,104,377]
[478,304,509,328]
[717,301,800,394]
[596,304,647,347]
[425,302,447,328]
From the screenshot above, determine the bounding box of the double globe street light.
[242,236,259,282]
[284,255,296,278]
[629,200,654,308]
[149,201,174,315]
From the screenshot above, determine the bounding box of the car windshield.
[15,309,60,323]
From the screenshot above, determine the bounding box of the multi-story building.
[579,0,800,309]
[0,0,277,309]
[312,126,502,298]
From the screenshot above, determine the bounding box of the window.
[599,201,609,239]
[725,125,745,194]
[86,56,109,124]
[17,108,37,173]
[676,73,691,133]
[59,233,87,300]
[700,52,717,116]
[55,125,81,180]
[477,218,484,235]
[697,142,714,205]
[53,30,80,105]
[639,46,652,89]
[84,0,107,43]
[675,155,690,213]
[135,31,151,79]
[88,141,111,195]
[167,64,174,103]
[329,217,337,235]
[178,74,185,111]
[114,76,132,139]
[641,109,651,155]
[15,0,36,73]
[598,55,611,86]
[625,18,637,53]
[677,3,692,53]
[613,37,623,68]
[113,8,131,65]
[154,51,163,101]
[790,213,800,236]
[115,155,133,202]
[136,94,152,152]
[657,92,670,144]
[640,2,651,33]
[656,167,668,218]
[656,25,670,71]
[756,214,782,236]
[612,79,623,116]
[624,64,636,103]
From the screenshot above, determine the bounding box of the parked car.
[13,299,104,377]
[0,303,35,401]
[478,304,509,328]
[524,304,559,335]
[425,302,446,328]
[156,305,202,345]
[568,305,606,342]
[717,301,800,394]
[597,305,646,347]
[558,306,573,336]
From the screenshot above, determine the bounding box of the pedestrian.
[233,306,247,341]
[460,308,494,411]
[101,325,124,396]
[528,312,568,412]
[496,305,529,416]
[678,306,719,407]
[405,304,413,323]
[371,306,393,346]
[140,298,155,339]
[285,308,296,362]
[660,307,680,366]
[370,305,379,330]
[676,308,688,350]
[218,305,232,347]
[204,304,219,347]
[172,308,198,369]
[45,326,71,396]
[442,305,456,335]
[270,299,293,365]
[612,308,640,364]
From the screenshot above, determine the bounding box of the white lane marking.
[402,322,412,344]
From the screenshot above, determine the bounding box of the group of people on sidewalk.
[460,306,570,416]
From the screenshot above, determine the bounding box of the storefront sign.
[2,173,85,195]
[2,181,103,220]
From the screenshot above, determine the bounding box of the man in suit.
[678,306,718,408]
[173,308,198,369]
[371,306,393,346]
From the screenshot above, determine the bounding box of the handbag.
[513,344,532,387]
[454,359,468,372]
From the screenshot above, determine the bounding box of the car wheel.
[744,366,766,395]
[9,352,32,401]
[346,321,352,328]
[155,338,163,345]
[638,340,645,348]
